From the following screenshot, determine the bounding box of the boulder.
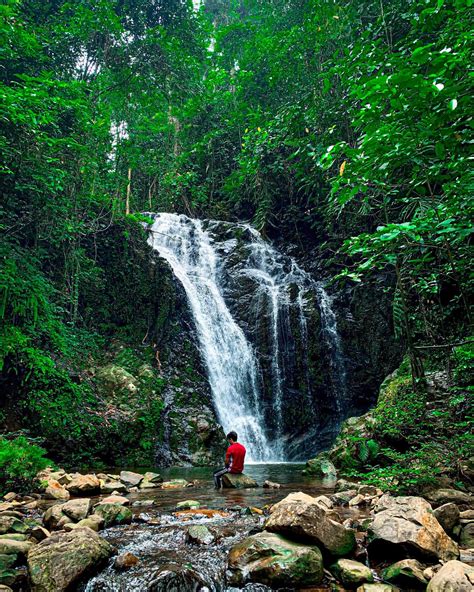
[44,481,70,501]
[101,495,129,506]
[176,500,200,510]
[148,563,209,591]
[139,479,161,489]
[368,495,459,562]
[28,528,114,591]
[332,490,358,505]
[356,585,399,592]
[61,498,92,522]
[459,522,474,548]
[331,559,373,587]
[383,559,428,589]
[96,364,138,397]
[0,516,27,536]
[0,539,33,556]
[263,480,281,489]
[93,504,132,527]
[228,531,323,587]
[433,503,460,534]
[66,474,100,495]
[270,492,318,512]
[335,479,359,492]
[222,473,258,489]
[144,472,162,483]
[186,524,214,545]
[425,489,473,508]
[161,479,189,489]
[265,497,355,557]
[42,505,66,531]
[114,552,139,570]
[99,480,127,494]
[70,515,104,532]
[304,456,337,479]
[119,471,143,487]
[426,560,474,591]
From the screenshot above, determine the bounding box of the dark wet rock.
[382,559,428,589]
[228,530,323,587]
[148,563,210,591]
[304,455,337,479]
[368,495,459,562]
[426,560,474,591]
[30,526,50,542]
[66,474,100,495]
[433,503,460,534]
[330,558,374,587]
[460,522,474,547]
[222,473,258,489]
[113,552,139,570]
[28,528,114,591]
[186,524,214,545]
[265,496,355,557]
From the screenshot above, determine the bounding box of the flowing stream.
[147,213,346,461]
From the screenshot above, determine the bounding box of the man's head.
[226,431,238,443]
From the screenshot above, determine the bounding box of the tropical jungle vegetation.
[0,0,472,494]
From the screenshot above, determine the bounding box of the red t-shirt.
[225,442,246,474]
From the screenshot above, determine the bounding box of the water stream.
[147,213,347,461]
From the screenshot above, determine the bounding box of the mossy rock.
[93,504,132,527]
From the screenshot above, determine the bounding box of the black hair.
[226,431,238,442]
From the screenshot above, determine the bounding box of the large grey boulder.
[228,531,323,587]
[28,528,114,591]
[368,495,459,562]
[222,473,258,489]
[426,560,474,591]
[265,495,355,557]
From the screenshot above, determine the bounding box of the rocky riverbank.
[0,466,473,590]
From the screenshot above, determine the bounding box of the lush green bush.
[0,436,51,495]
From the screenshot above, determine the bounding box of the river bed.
[82,464,340,591]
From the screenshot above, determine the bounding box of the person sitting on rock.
[213,431,246,489]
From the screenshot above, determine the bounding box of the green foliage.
[0,436,51,495]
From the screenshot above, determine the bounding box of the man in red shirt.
[213,431,246,489]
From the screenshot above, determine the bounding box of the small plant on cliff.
[0,436,51,495]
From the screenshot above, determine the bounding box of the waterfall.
[147,213,347,461]
[147,213,272,462]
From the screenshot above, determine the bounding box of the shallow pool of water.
[121,463,335,511]
[82,464,337,591]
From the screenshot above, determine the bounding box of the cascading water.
[147,214,271,462]
[147,213,347,461]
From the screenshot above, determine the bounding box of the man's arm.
[225,446,232,468]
